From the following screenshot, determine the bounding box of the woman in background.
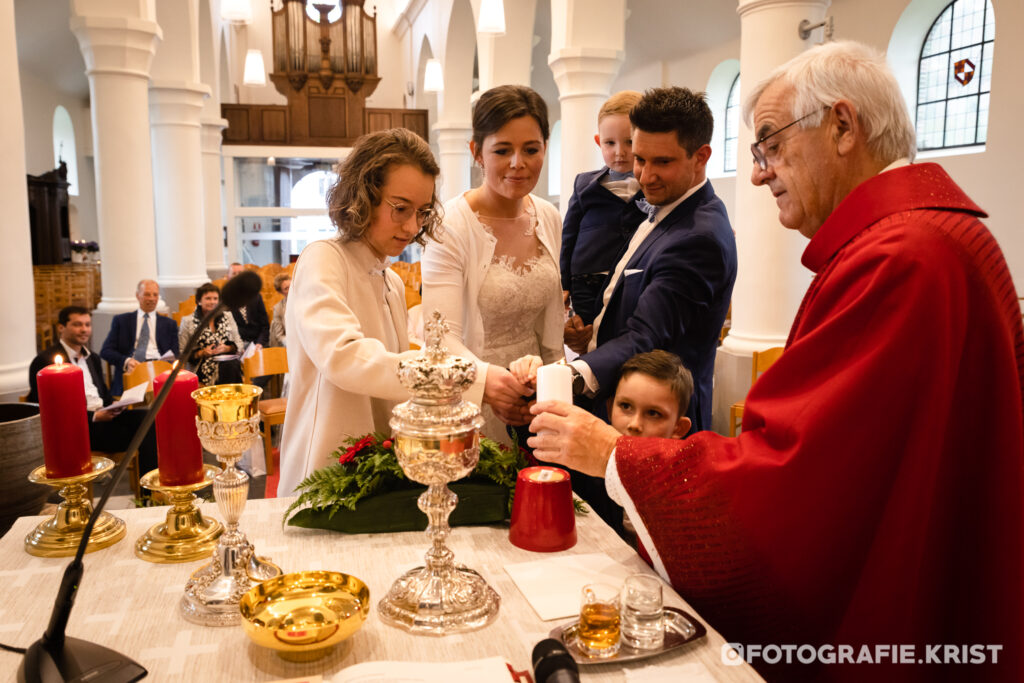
[269,272,291,347]
[422,85,564,445]
[178,282,243,385]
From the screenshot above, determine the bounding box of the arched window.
[723,75,741,173]
[916,0,993,150]
[52,106,79,196]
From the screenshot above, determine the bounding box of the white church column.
[149,83,211,301]
[201,118,228,278]
[70,1,162,312]
[149,0,211,305]
[434,123,473,202]
[0,0,38,399]
[475,0,537,91]
[547,0,626,215]
[712,0,829,434]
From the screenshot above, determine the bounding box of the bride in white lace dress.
[422,86,564,445]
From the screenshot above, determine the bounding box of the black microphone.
[18,271,264,683]
[532,638,580,683]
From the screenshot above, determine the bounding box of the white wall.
[607,0,1021,290]
[19,69,98,244]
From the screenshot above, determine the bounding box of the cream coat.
[420,193,564,407]
[277,239,416,497]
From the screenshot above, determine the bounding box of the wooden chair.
[124,360,173,394]
[242,347,288,476]
[729,347,784,437]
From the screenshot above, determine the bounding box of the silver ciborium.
[377,311,500,635]
[180,384,282,626]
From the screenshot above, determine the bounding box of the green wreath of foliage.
[283,432,528,529]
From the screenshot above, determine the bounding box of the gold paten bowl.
[239,570,370,662]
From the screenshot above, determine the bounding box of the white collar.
[59,339,89,361]
[652,178,707,224]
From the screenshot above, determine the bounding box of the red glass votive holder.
[509,466,577,552]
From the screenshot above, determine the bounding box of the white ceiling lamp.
[423,58,444,93]
[221,0,253,25]
[243,49,267,86]
[477,0,506,35]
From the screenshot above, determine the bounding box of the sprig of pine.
[283,433,527,525]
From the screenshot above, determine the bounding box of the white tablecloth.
[0,497,762,682]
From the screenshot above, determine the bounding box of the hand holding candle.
[36,355,92,478]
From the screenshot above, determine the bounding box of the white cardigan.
[421,193,564,407]
[277,239,417,497]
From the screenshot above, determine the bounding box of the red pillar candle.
[36,355,92,478]
[153,369,204,485]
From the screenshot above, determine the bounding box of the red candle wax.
[153,369,203,485]
[36,356,92,478]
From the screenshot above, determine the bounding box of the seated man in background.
[29,306,158,477]
[100,279,178,396]
[529,41,1023,682]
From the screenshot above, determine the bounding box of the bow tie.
[607,169,633,181]
[635,198,658,223]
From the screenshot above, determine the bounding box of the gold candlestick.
[24,456,126,557]
[134,464,223,563]
[180,384,282,626]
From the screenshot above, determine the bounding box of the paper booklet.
[105,381,148,410]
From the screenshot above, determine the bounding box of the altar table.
[0,497,762,681]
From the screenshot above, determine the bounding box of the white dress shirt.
[60,340,103,411]
[134,309,160,360]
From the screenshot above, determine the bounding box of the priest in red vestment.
[529,41,1023,682]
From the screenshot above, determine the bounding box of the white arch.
[52,105,79,196]
[706,58,740,178]
[440,0,475,124]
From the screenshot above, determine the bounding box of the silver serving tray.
[548,606,707,665]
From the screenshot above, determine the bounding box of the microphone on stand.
[532,638,581,683]
[18,271,263,683]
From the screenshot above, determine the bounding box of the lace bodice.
[478,253,558,360]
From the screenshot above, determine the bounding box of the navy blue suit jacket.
[580,180,736,432]
[560,167,645,323]
[100,311,178,396]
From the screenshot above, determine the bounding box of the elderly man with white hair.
[528,41,1022,681]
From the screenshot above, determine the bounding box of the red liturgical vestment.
[614,164,1024,681]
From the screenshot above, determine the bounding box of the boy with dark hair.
[608,350,693,439]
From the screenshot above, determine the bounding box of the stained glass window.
[916,0,994,150]
[724,75,741,173]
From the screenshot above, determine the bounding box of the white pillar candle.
[536,364,572,404]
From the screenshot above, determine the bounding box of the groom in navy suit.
[100,279,178,396]
[565,87,737,531]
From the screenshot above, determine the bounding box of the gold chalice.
[24,456,126,557]
[134,464,223,563]
[240,571,370,662]
[180,384,282,626]
[377,311,500,635]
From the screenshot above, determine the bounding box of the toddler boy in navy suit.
[560,91,648,326]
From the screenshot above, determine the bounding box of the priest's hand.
[528,400,620,477]
[564,315,593,355]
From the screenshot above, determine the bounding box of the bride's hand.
[508,355,543,387]
[484,366,531,424]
